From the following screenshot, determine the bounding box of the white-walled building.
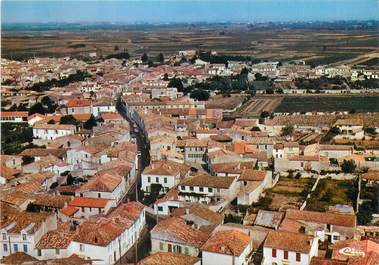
[178,174,239,205]
[263,230,318,265]
[33,124,76,140]
[202,230,253,265]
[141,160,190,193]
[0,211,57,259]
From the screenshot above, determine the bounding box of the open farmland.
[275,95,379,113]
[2,25,379,66]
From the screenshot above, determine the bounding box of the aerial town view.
[0,0,379,265]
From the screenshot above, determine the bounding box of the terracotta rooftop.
[239,169,267,182]
[264,230,313,253]
[60,206,79,217]
[138,252,200,265]
[285,209,356,227]
[143,160,190,177]
[171,203,223,225]
[332,239,379,261]
[36,230,75,249]
[33,194,72,209]
[69,197,109,208]
[66,98,92,108]
[151,217,209,248]
[179,174,235,189]
[107,201,145,222]
[73,218,124,246]
[202,230,251,256]
[77,173,121,193]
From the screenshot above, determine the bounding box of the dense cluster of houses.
[0,51,378,265]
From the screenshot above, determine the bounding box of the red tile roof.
[66,99,92,108]
[69,197,109,208]
[264,230,313,253]
[285,209,356,227]
[60,206,79,217]
[202,230,251,256]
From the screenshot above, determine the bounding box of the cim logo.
[338,247,365,257]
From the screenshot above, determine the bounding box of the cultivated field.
[2,25,379,66]
[275,95,379,113]
[264,177,315,211]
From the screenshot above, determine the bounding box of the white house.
[333,119,364,140]
[75,173,127,207]
[263,230,318,265]
[141,160,190,193]
[33,124,76,140]
[0,211,57,259]
[150,217,209,257]
[201,230,253,265]
[178,174,239,205]
[40,202,145,265]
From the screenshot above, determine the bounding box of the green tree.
[28,102,45,115]
[260,111,270,119]
[141,53,148,63]
[281,125,294,136]
[168,78,184,91]
[156,53,164,63]
[190,89,210,101]
[83,115,97,130]
[341,159,356,173]
[255,73,268,81]
[357,202,373,225]
[60,115,79,126]
[163,73,169,81]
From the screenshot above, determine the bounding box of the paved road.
[116,97,152,263]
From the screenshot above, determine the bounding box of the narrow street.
[116,97,153,263]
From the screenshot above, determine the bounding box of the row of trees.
[30,70,90,92]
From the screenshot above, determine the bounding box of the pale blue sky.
[2,0,379,23]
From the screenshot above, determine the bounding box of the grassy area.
[306,179,357,212]
[252,177,315,211]
[275,95,379,113]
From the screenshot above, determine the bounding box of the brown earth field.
[2,25,379,66]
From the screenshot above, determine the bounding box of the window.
[156,177,159,183]
[147,177,151,183]
[23,244,28,252]
[272,248,277,258]
[180,186,185,191]
[98,193,101,198]
[199,187,204,192]
[158,206,163,212]
[159,242,164,251]
[56,249,60,255]
[37,249,42,256]
[208,187,213,192]
[2,233,6,240]
[190,186,194,191]
[80,244,84,252]
[333,235,340,241]
[14,244,18,252]
[22,234,27,240]
[284,250,288,260]
[3,244,8,252]
[184,247,189,255]
[164,177,167,184]
[296,253,301,262]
